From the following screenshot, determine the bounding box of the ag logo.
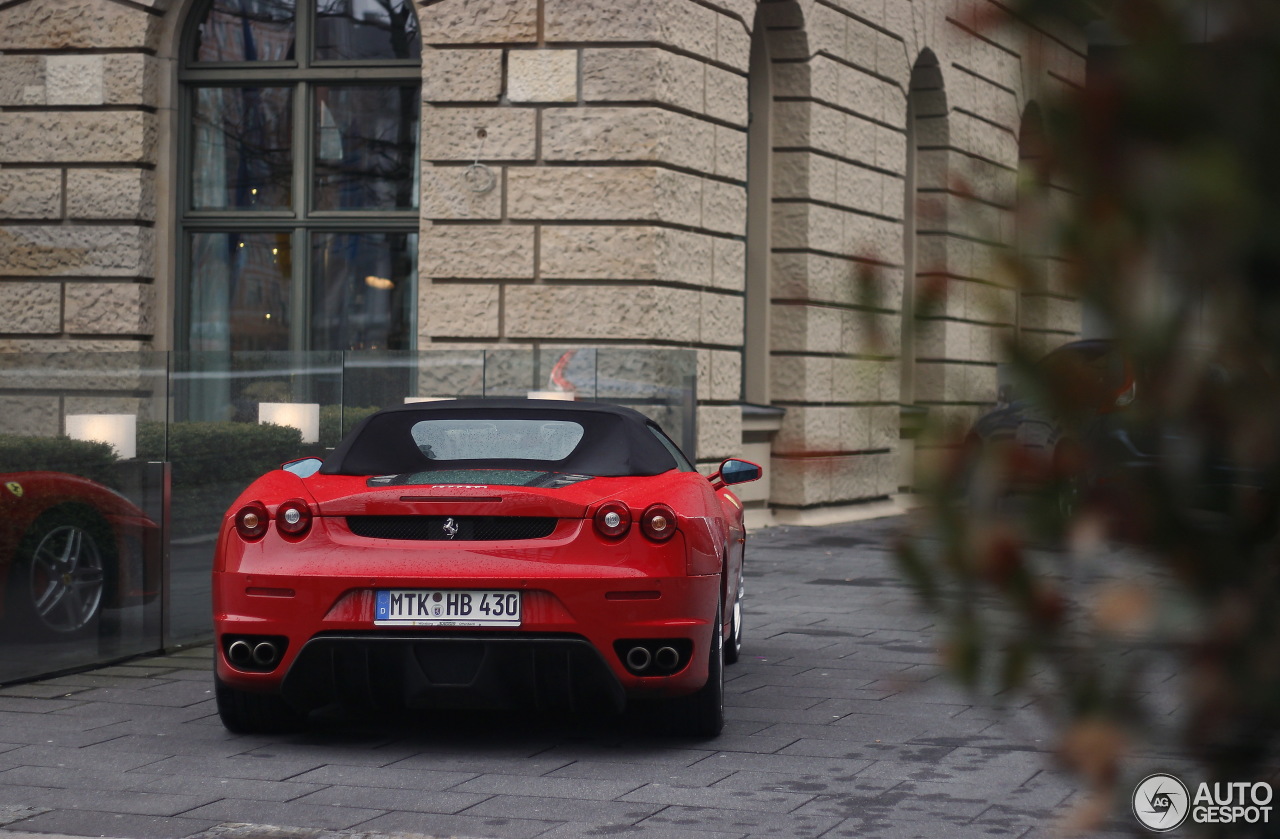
[1134,773,1190,832]
[4,482,22,498]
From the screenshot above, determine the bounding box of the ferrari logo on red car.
[4,482,22,498]
[443,517,458,539]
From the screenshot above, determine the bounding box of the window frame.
[177,0,422,353]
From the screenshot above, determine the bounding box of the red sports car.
[213,399,761,736]
[0,471,160,637]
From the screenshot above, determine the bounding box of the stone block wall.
[752,0,1085,514]
[0,0,1087,518]
[0,0,164,353]
[415,0,753,467]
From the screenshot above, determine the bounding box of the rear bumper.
[214,572,721,707]
[214,515,723,710]
[279,632,625,714]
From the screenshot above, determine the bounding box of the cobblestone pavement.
[0,517,1114,839]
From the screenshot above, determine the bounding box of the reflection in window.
[194,0,296,63]
[316,0,421,61]
[193,87,293,211]
[189,232,293,351]
[310,232,416,350]
[182,0,420,355]
[313,86,419,211]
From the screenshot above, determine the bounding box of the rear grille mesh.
[346,516,557,541]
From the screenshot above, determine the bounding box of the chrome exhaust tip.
[227,640,253,666]
[625,645,652,672]
[654,646,680,671]
[251,641,278,667]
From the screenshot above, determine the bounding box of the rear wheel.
[214,673,304,734]
[668,599,724,738]
[724,578,743,665]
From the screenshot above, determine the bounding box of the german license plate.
[375,589,521,627]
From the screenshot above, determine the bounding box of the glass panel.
[193,86,293,211]
[193,0,296,63]
[169,350,341,643]
[0,352,167,681]
[315,0,421,61]
[534,347,598,400]
[189,232,293,352]
[310,232,416,351]
[313,85,419,211]
[411,420,585,462]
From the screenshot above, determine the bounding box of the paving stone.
[177,801,386,832]
[636,803,842,838]
[543,759,733,787]
[287,764,479,791]
[458,794,664,824]
[618,781,817,813]
[537,824,748,839]
[451,773,642,801]
[140,755,330,782]
[355,810,560,838]
[0,783,218,816]
[1,810,218,839]
[289,785,489,814]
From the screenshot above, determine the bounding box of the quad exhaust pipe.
[227,639,253,667]
[625,645,652,672]
[621,642,689,675]
[252,641,279,667]
[225,637,284,671]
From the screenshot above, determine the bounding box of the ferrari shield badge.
[443,517,458,539]
[4,482,22,498]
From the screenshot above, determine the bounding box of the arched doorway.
[900,50,948,490]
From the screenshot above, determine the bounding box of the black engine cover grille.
[346,515,557,541]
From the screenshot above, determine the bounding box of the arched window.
[178,0,421,352]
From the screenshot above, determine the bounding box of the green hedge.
[139,421,305,539]
[320,404,380,444]
[0,435,118,485]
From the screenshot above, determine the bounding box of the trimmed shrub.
[0,435,118,486]
[138,421,304,539]
[319,405,380,445]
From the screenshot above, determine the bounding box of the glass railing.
[0,348,696,683]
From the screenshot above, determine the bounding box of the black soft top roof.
[319,398,681,477]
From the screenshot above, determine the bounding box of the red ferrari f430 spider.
[213,399,761,736]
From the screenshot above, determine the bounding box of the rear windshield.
[411,419,585,462]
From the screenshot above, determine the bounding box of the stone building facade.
[0,0,1085,524]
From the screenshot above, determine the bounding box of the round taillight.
[640,503,677,542]
[276,499,313,537]
[235,501,269,541]
[594,501,632,539]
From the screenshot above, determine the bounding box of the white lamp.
[404,396,454,403]
[66,414,137,459]
[258,402,320,443]
[527,390,575,401]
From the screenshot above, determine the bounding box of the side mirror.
[282,457,323,478]
[716,458,762,486]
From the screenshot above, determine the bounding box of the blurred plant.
[899,0,1280,831]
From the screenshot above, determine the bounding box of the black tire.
[669,599,724,738]
[214,673,305,734]
[10,508,110,638]
[724,576,743,665]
